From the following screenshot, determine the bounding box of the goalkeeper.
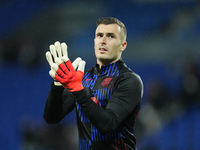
[44,17,143,150]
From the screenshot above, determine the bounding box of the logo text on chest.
[101,77,112,86]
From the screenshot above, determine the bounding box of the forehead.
[95,24,121,34]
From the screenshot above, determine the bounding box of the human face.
[94,24,127,67]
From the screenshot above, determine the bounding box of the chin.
[97,56,109,61]
[99,57,115,65]
[96,54,106,59]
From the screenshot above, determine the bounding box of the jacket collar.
[94,58,124,76]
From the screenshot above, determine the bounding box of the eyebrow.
[96,32,116,37]
[107,33,116,37]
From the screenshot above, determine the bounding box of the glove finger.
[58,63,70,77]
[51,63,59,72]
[72,57,82,70]
[55,41,62,58]
[54,74,66,84]
[51,63,67,79]
[49,45,57,62]
[49,69,56,79]
[54,81,63,86]
[77,60,86,73]
[52,63,69,77]
[56,68,67,78]
[46,51,53,66]
[61,43,69,62]
[65,60,75,72]
[55,58,63,65]
[50,70,68,86]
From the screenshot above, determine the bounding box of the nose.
[100,35,106,45]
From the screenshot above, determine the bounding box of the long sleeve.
[43,81,76,124]
[72,72,143,134]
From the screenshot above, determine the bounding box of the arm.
[44,41,82,124]
[43,81,76,124]
[72,73,143,134]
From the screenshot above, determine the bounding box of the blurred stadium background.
[0,0,200,149]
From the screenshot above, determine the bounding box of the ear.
[120,41,127,52]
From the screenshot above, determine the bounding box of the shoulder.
[118,70,143,88]
[116,62,143,90]
[118,60,142,82]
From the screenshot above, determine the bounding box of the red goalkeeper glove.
[46,41,86,92]
[51,59,85,92]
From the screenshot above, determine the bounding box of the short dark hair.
[96,17,127,41]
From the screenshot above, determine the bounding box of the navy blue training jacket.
[44,59,143,150]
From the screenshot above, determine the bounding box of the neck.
[97,58,121,69]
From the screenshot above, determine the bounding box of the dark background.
[0,0,200,149]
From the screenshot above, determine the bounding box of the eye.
[107,33,115,38]
[96,33,103,37]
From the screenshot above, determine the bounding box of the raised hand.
[46,41,67,86]
[46,41,86,92]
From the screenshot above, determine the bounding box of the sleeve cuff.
[71,88,91,104]
[51,81,64,91]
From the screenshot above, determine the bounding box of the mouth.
[99,47,108,52]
